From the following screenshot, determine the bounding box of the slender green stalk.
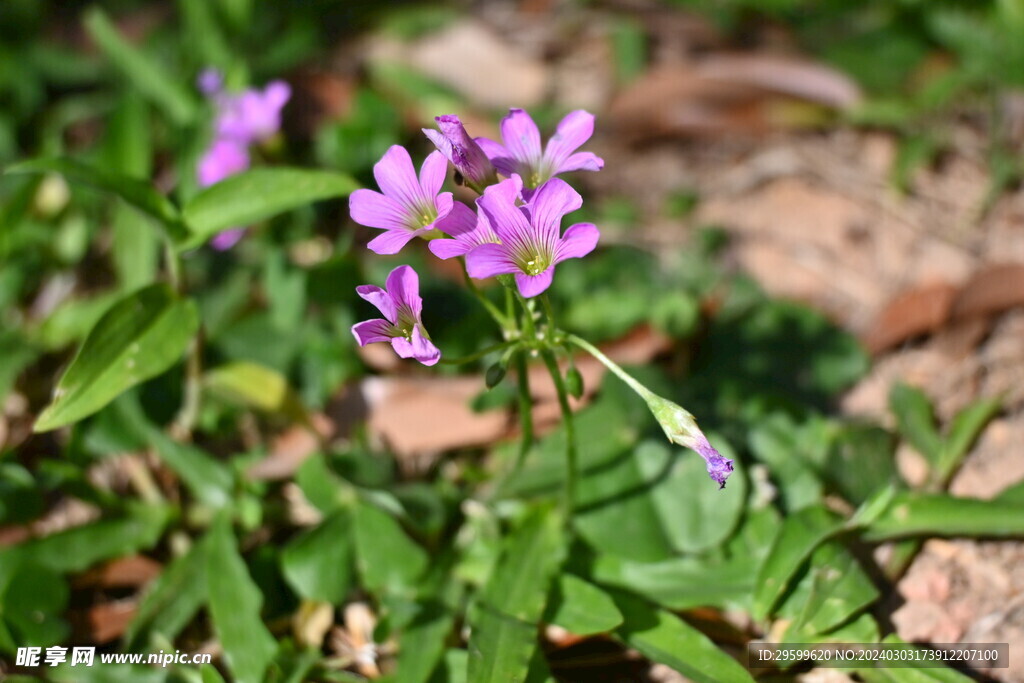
[513,350,534,472]
[170,328,204,440]
[540,293,558,343]
[461,259,511,331]
[164,240,182,293]
[564,333,652,400]
[438,340,519,366]
[542,349,577,520]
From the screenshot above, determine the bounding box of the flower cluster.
[196,69,291,249]
[349,107,603,364]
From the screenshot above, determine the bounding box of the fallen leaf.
[74,555,162,589]
[951,263,1024,320]
[861,282,957,355]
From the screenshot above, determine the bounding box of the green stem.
[564,333,652,401]
[438,340,518,366]
[170,328,204,440]
[542,349,577,520]
[513,350,534,473]
[540,293,557,343]
[164,240,182,293]
[461,259,511,331]
[515,291,537,340]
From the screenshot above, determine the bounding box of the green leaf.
[20,504,169,573]
[295,455,356,514]
[889,383,943,465]
[468,505,566,683]
[1,563,69,647]
[863,492,1024,541]
[34,285,199,431]
[612,592,754,683]
[753,504,845,621]
[125,533,209,650]
[748,414,830,512]
[353,502,428,596]
[83,8,197,126]
[204,360,309,422]
[591,554,756,612]
[543,574,622,635]
[181,169,357,248]
[5,157,182,236]
[855,636,975,682]
[206,516,277,683]
[776,541,880,636]
[281,512,353,604]
[824,423,898,505]
[398,600,455,683]
[938,396,1001,482]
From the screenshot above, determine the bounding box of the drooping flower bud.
[645,394,734,489]
[423,115,498,192]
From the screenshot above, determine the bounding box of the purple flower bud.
[646,394,735,488]
[423,115,497,192]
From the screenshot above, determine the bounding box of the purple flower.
[215,81,291,144]
[645,394,735,489]
[349,146,456,255]
[477,109,604,190]
[422,115,498,191]
[688,433,735,490]
[465,177,599,298]
[197,139,250,187]
[428,176,524,260]
[351,265,440,366]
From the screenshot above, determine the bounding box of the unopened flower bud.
[565,366,584,399]
[485,362,507,388]
[423,115,498,192]
[646,394,734,489]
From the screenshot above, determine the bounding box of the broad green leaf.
[125,534,210,650]
[543,574,622,635]
[1,563,69,647]
[353,501,428,596]
[206,516,277,683]
[281,512,353,604]
[937,396,1001,483]
[753,504,845,620]
[592,554,756,611]
[398,600,455,683]
[612,592,754,683]
[181,169,357,248]
[0,331,37,399]
[204,360,309,422]
[49,663,167,682]
[178,0,233,69]
[5,157,182,237]
[889,383,942,465]
[824,423,898,505]
[468,505,566,683]
[34,284,199,431]
[748,413,830,512]
[863,492,1024,541]
[19,504,169,573]
[776,541,880,636]
[32,290,121,351]
[83,8,197,125]
[295,455,356,514]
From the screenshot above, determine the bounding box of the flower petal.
[691,435,735,489]
[404,326,441,366]
[429,238,472,259]
[355,285,396,322]
[500,108,542,167]
[466,243,518,279]
[543,110,595,170]
[477,178,533,246]
[515,267,554,298]
[476,137,517,176]
[432,191,454,224]
[210,228,246,250]
[373,145,423,211]
[351,318,393,346]
[434,200,478,238]
[367,228,417,256]
[197,140,249,187]
[419,150,448,199]
[385,265,422,319]
[523,178,582,242]
[556,151,604,174]
[349,189,410,231]
[554,222,600,263]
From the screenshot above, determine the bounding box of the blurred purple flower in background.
[466,177,599,297]
[477,108,604,192]
[349,146,458,255]
[422,114,498,190]
[196,69,291,250]
[351,265,441,366]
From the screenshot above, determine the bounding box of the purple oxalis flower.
[196,139,250,250]
[215,81,292,144]
[422,115,498,191]
[428,175,524,260]
[465,177,599,298]
[350,146,456,255]
[477,109,604,191]
[351,265,441,366]
[645,394,735,489]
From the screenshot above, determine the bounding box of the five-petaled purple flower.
[351,265,440,366]
[477,109,604,192]
[197,69,291,250]
[428,176,524,260]
[349,146,456,255]
[465,177,599,297]
[423,115,498,191]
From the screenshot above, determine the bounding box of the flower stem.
[542,348,577,520]
[461,258,511,331]
[438,340,518,365]
[513,349,534,472]
[540,293,557,343]
[564,333,653,401]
